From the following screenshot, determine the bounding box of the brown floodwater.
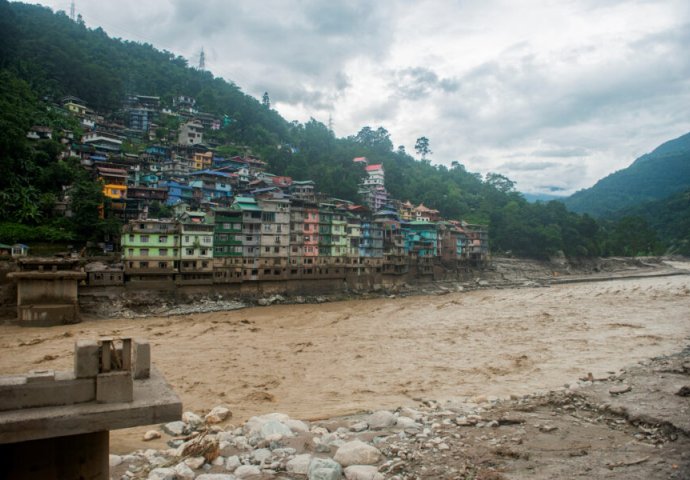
[1,272,689,453]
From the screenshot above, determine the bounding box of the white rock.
[147,468,176,480]
[162,421,187,436]
[182,411,204,427]
[367,411,396,430]
[252,448,272,464]
[206,405,232,424]
[308,457,343,480]
[225,455,241,471]
[334,440,381,467]
[345,465,385,480]
[196,475,236,480]
[213,455,226,466]
[109,454,122,467]
[143,430,162,441]
[174,462,196,480]
[395,416,419,430]
[260,420,293,439]
[244,413,291,437]
[285,418,310,433]
[286,454,312,474]
[234,465,261,478]
[184,456,206,469]
[349,421,369,432]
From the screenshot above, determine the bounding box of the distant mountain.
[563,132,690,217]
[522,193,568,203]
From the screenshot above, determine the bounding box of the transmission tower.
[328,114,334,132]
[198,47,205,70]
[69,1,75,21]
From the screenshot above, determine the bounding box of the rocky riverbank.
[111,348,690,480]
[83,256,686,320]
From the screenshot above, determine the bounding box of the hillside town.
[23,93,489,287]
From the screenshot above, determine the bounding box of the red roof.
[353,157,367,163]
[365,164,383,171]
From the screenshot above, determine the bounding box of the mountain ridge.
[562,132,690,217]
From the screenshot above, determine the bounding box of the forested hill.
[563,132,690,217]
[0,1,674,258]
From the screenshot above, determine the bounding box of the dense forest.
[563,133,690,217]
[0,1,682,259]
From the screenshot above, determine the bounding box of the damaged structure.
[0,337,181,479]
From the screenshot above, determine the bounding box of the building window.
[129,234,134,241]
[201,249,207,256]
[141,248,149,256]
[140,261,149,268]
[141,235,149,243]
[202,236,211,244]
[185,235,190,242]
[159,262,167,269]
[128,248,134,256]
[186,248,193,255]
[159,248,168,256]
[265,247,270,253]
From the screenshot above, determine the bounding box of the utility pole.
[198,47,205,71]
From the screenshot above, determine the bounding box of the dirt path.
[1,272,689,454]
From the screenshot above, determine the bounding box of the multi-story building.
[257,197,290,260]
[318,204,334,258]
[179,214,214,283]
[331,207,349,258]
[345,212,362,259]
[192,151,213,170]
[358,164,389,212]
[234,196,262,258]
[303,203,319,258]
[213,209,243,284]
[121,219,180,282]
[289,201,306,261]
[290,180,316,202]
[213,209,243,258]
[402,221,438,257]
[188,170,233,205]
[178,120,203,145]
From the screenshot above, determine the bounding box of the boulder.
[174,462,196,480]
[334,440,381,467]
[286,454,312,475]
[182,411,204,428]
[184,456,206,470]
[225,455,241,471]
[143,430,162,441]
[252,448,272,464]
[308,457,343,480]
[162,421,188,436]
[206,405,232,424]
[234,465,261,478]
[109,454,122,467]
[345,465,384,480]
[366,411,396,430]
[147,468,176,480]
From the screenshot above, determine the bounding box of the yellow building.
[192,151,213,170]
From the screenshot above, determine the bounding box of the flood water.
[1,271,689,453]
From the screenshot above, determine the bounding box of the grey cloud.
[391,67,460,100]
[499,161,560,171]
[531,147,590,158]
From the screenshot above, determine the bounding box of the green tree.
[414,136,431,160]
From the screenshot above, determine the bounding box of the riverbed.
[1,270,689,453]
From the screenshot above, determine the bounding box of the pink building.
[303,207,319,256]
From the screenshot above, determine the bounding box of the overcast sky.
[27,0,690,195]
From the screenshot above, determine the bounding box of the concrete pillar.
[0,430,109,480]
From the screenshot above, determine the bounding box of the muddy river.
[1,272,689,453]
